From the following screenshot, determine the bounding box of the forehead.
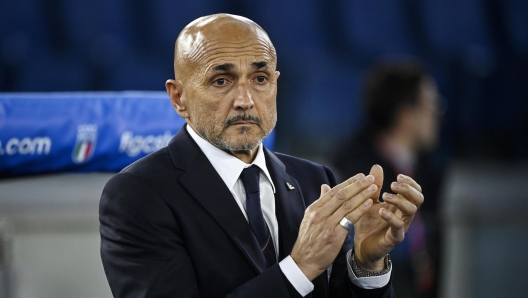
[198,38,276,72]
[179,20,276,72]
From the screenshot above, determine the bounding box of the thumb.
[369,164,384,202]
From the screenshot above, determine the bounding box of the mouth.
[230,121,257,126]
[224,115,262,128]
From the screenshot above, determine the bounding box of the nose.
[233,82,254,111]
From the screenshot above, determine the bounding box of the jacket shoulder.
[273,151,337,188]
[117,147,177,186]
[274,152,324,169]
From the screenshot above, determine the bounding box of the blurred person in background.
[333,60,446,298]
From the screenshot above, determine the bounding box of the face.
[167,15,279,154]
[413,77,441,152]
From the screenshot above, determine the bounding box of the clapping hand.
[353,165,424,271]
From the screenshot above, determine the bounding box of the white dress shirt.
[186,125,390,296]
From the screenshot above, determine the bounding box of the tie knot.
[240,166,260,194]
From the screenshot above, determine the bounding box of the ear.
[166,79,189,118]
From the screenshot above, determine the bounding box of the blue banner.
[0,92,275,177]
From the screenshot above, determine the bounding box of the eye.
[213,78,227,86]
[254,76,268,84]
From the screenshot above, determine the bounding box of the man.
[333,61,445,298]
[100,14,424,297]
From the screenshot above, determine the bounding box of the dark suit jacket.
[100,126,394,298]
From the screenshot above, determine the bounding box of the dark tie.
[240,166,276,268]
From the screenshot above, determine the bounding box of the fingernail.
[380,208,387,215]
[368,184,377,192]
[366,175,374,183]
[383,193,391,200]
[364,199,373,206]
[400,174,408,181]
[393,182,401,190]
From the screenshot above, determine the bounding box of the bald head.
[173,14,276,81]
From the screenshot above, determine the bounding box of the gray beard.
[199,126,265,152]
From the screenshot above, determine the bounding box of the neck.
[379,125,415,153]
[376,130,417,174]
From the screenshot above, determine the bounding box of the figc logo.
[72,125,98,164]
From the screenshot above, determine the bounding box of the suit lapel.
[264,149,306,259]
[169,127,267,273]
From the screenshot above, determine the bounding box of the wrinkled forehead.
[175,15,276,76]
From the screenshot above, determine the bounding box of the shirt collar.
[186,125,276,193]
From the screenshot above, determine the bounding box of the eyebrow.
[211,63,236,72]
[210,61,269,73]
[252,61,269,70]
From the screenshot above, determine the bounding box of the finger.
[320,184,331,197]
[379,208,405,244]
[343,198,373,224]
[316,173,369,210]
[369,165,383,190]
[329,183,377,224]
[384,202,399,214]
[316,173,365,206]
[382,193,418,216]
[334,198,374,234]
[369,165,384,203]
[391,181,424,207]
[306,175,370,228]
[397,174,422,193]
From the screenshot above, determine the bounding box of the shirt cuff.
[279,255,314,297]
[346,249,391,289]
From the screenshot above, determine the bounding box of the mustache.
[224,114,262,127]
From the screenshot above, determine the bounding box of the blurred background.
[1,0,527,297]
